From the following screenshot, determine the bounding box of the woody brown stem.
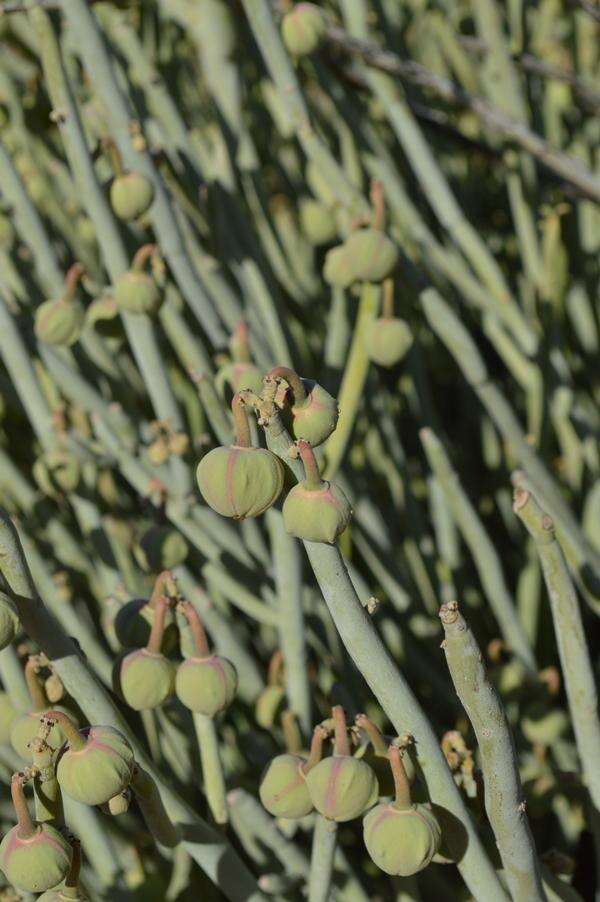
[44,710,85,751]
[25,657,47,711]
[179,601,210,657]
[389,745,412,810]
[267,367,307,405]
[297,440,323,490]
[231,393,251,448]
[146,595,169,655]
[131,243,157,273]
[332,705,349,757]
[355,713,389,756]
[11,772,36,839]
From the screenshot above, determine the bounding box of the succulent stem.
[25,657,47,712]
[131,243,157,273]
[355,713,389,756]
[103,136,124,176]
[332,705,349,757]
[11,772,36,839]
[231,393,251,448]
[381,278,394,319]
[44,710,86,751]
[146,595,169,655]
[389,745,412,810]
[370,179,385,230]
[267,367,307,405]
[303,725,327,773]
[179,601,210,658]
[297,440,322,490]
[63,263,85,303]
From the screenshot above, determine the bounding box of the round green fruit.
[283,480,352,544]
[0,590,19,650]
[259,753,313,819]
[306,755,378,822]
[56,724,135,806]
[175,654,237,716]
[363,801,441,876]
[10,710,68,762]
[299,197,337,245]
[289,379,339,447]
[114,270,161,315]
[344,228,398,283]
[0,823,72,893]
[365,317,413,368]
[281,3,326,57]
[34,298,84,346]
[136,525,188,572]
[110,171,154,221]
[197,446,284,520]
[119,648,175,711]
[323,244,357,288]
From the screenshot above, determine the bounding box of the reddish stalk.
[178,601,210,657]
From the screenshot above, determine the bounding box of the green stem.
[513,489,600,812]
[439,600,546,902]
[419,427,536,671]
[308,815,338,902]
[261,411,507,901]
[381,278,394,319]
[131,243,157,273]
[193,713,228,825]
[31,736,63,825]
[60,838,82,900]
[355,713,388,756]
[146,596,169,654]
[324,282,379,479]
[63,262,84,302]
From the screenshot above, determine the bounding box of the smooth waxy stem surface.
[439,600,546,902]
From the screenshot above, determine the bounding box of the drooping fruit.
[365,317,413,368]
[305,706,378,822]
[299,197,337,246]
[34,264,85,347]
[0,773,72,893]
[283,440,352,544]
[196,393,284,520]
[344,227,398,284]
[36,836,86,900]
[259,726,326,819]
[10,659,68,761]
[267,368,339,448]
[114,244,161,315]
[281,3,326,57]
[114,570,178,651]
[110,171,154,221]
[101,789,132,817]
[85,294,122,340]
[323,243,357,288]
[135,524,189,572]
[175,601,237,716]
[50,712,135,806]
[119,595,176,711]
[363,745,441,876]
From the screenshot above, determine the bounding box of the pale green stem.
[324,282,380,479]
[308,815,338,902]
[266,508,311,736]
[440,601,546,902]
[420,427,535,671]
[261,411,507,902]
[193,713,228,825]
[513,489,600,812]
